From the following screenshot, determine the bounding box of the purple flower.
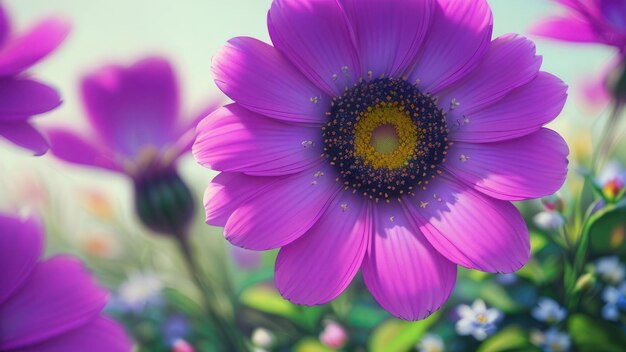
[195,0,569,320]
[48,57,221,235]
[0,3,69,155]
[532,0,626,52]
[531,1,626,105]
[0,214,131,351]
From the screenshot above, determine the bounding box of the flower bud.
[133,167,195,236]
[320,320,348,349]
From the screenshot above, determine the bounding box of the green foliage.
[368,313,439,352]
[568,314,626,352]
[477,326,538,352]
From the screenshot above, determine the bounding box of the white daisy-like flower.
[417,333,444,352]
[531,297,567,324]
[456,299,502,340]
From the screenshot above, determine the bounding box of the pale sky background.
[0,0,616,217]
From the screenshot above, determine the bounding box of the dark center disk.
[322,78,449,201]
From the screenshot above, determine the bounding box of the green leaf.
[368,313,439,352]
[240,284,300,320]
[589,206,626,255]
[480,282,522,313]
[293,338,335,352]
[477,326,537,352]
[162,288,203,316]
[568,314,626,351]
[346,304,389,330]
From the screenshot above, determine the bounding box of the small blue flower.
[601,282,626,321]
[495,273,518,286]
[542,329,571,352]
[596,256,626,285]
[455,299,502,340]
[532,297,567,324]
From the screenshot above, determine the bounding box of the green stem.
[175,234,249,351]
[565,202,615,310]
[591,103,624,173]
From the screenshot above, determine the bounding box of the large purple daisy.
[48,57,221,235]
[0,214,131,351]
[0,3,69,155]
[194,0,570,320]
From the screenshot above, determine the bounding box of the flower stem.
[592,103,624,173]
[174,233,248,351]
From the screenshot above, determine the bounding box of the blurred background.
[1,0,625,351]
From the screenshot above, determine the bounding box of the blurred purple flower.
[229,244,262,270]
[531,0,626,106]
[531,0,626,51]
[0,3,69,155]
[163,314,190,346]
[196,0,569,321]
[48,57,221,235]
[0,213,131,351]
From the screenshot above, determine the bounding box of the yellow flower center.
[476,313,488,324]
[354,102,419,170]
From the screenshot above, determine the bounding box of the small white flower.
[596,256,626,284]
[251,328,274,348]
[601,282,626,321]
[542,329,571,352]
[533,211,565,231]
[596,161,626,187]
[531,297,567,324]
[319,320,348,349]
[417,333,444,352]
[455,299,502,341]
[118,272,163,312]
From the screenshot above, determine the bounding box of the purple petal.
[81,57,179,158]
[268,0,360,97]
[203,172,279,227]
[47,128,122,171]
[193,104,323,176]
[0,256,108,350]
[409,0,493,93]
[449,72,567,142]
[0,4,10,54]
[17,317,132,352]
[439,34,542,122]
[341,0,434,79]
[171,98,223,157]
[0,214,42,305]
[445,129,569,201]
[0,121,49,155]
[600,0,626,31]
[224,163,340,250]
[362,201,457,321]
[530,15,599,43]
[213,36,328,124]
[0,18,69,76]
[0,78,61,119]
[408,176,530,273]
[275,191,370,305]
